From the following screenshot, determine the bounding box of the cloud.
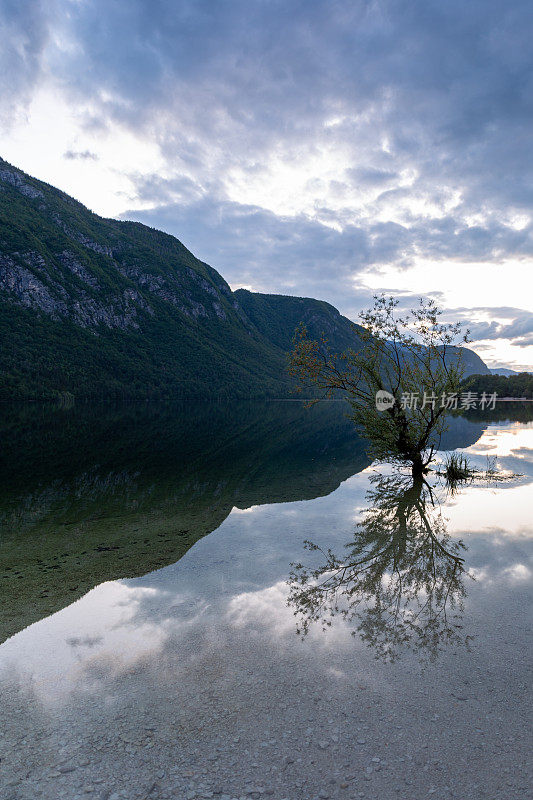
[458,308,533,342]
[63,149,98,161]
[55,0,532,212]
[66,1,532,278]
[512,336,533,348]
[4,1,531,213]
[347,167,399,188]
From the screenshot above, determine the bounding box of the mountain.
[234,289,365,352]
[451,345,491,376]
[235,290,491,383]
[0,158,489,401]
[490,367,532,376]
[0,158,291,401]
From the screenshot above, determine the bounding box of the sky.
[1,0,532,369]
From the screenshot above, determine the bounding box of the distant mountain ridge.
[0,157,490,401]
[490,367,532,376]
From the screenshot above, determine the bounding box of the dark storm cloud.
[1,0,531,337]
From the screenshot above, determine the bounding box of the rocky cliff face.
[0,160,248,332]
[0,250,152,330]
[0,166,44,199]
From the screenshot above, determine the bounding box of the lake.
[1,401,532,800]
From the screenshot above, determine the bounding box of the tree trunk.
[411,453,425,477]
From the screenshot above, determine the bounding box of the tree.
[288,295,469,476]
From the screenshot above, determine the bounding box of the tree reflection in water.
[288,472,473,661]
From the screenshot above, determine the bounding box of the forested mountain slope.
[234,289,365,352]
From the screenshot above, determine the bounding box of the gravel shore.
[1,572,531,800]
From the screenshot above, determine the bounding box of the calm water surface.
[1,402,532,799]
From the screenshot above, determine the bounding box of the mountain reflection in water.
[2,400,369,642]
